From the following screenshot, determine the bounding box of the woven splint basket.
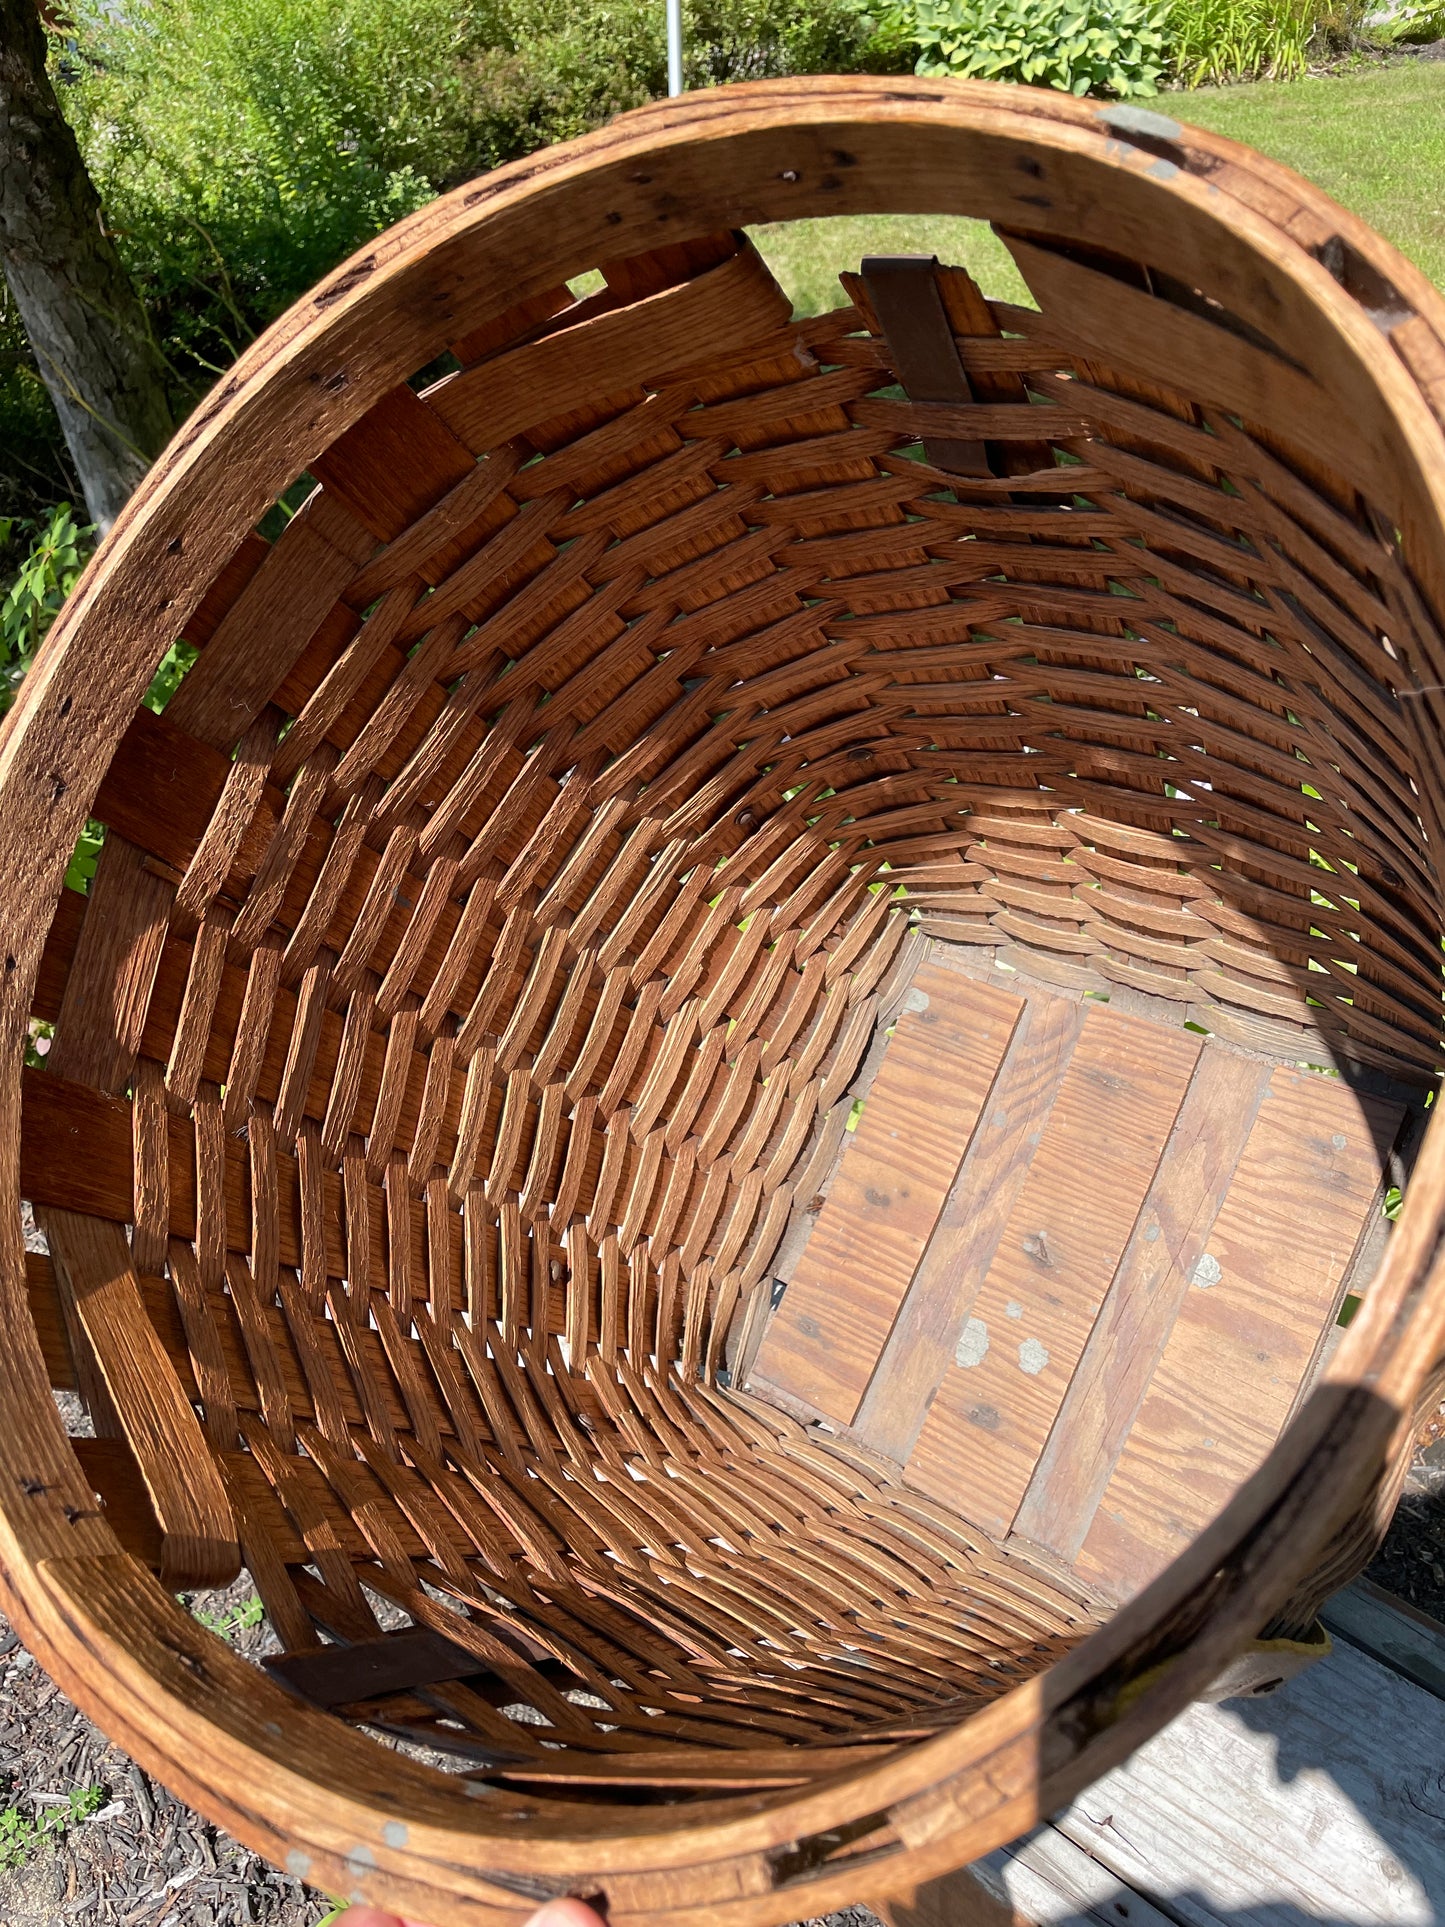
[5,75,1445,1926]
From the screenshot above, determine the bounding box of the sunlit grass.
[747,214,1032,318]
[1178,63,1445,287]
[746,64,1445,312]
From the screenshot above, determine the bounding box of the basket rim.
[2,73,1444,1923]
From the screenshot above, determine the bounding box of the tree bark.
[0,0,173,531]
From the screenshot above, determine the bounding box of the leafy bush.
[458,0,665,161]
[8,0,892,516]
[59,0,483,390]
[0,503,194,902]
[0,303,81,525]
[0,501,193,718]
[1307,0,1380,43]
[910,0,1169,93]
[843,0,924,66]
[686,0,898,83]
[64,820,106,896]
[1167,0,1312,81]
[8,0,895,716]
[56,0,892,394]
[459,0,896,165]
[0,502,94,712]
[0,504,113,898]
[1362,0,1445,41]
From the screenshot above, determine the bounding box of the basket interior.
[22,222,1436,1812]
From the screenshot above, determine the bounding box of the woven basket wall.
[2,76,1445,1926]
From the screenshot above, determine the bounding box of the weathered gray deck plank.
[978,1586,1445,1927]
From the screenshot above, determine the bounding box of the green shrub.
[58,0,889,381]
[458,0,663,161]
[910,0,1169,93]
[1361,0,1445,40]
[9,0,497,519]
[186,1589,265,1640]
[59,0,483,389]
[1166,0,1312,82]
[0,502,109,901]
[0,301,83,525]
[0,501,193,719]
[6,0,888,702]
[686,0,898,83]
[1307,0,1380,43]
[0,501,194,901]
[843,0,924,67]
[0,502,94,712]
[459,0,896,166]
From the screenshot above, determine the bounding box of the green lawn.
[749,61,1445,315]
[1183,62,1445,286]
[748,215,1031,317]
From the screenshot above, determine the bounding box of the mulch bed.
[1364,1403,1445,1621]
[0,1609,882,1927]
[0,1568,326,1926]
[0,1386,1438,1925]
[0,1377,333,1926]
[0,1443,882,1926]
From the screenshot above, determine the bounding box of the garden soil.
[0,1396,1438,1925]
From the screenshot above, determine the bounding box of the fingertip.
[325,1886,606,1927]
[527,1898,609,1927]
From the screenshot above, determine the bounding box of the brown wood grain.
[905,1007,1201,1539]
[44,1211,239,1587]
[854,982,1085,1462]
[19,1066,467,1305]
[24,1252,74,1390]
[1011,1046,1272,1564]
[90,707,239,879]
[2,75,1445,1927]
[1074,1066,1405,1602]
[71,1437,164,1570]
[310,382,477,543]
[1000,230,1372,504]
[751,961,1022,1423]
[426,244,793,454]
[862,256,992,477]
[48,836,173,1096]
[165,487,375,752]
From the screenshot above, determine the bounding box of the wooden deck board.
[743,945,1408,1607]
[1047,1629,1445,1926]
[750,961,1022,1423]
[1322,1574,1445,1700]
[905,1005,1200,1540]
[1074,1065,1403,1600]
[978,1585,1445,1927]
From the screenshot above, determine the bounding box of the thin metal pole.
[666,0,684,95]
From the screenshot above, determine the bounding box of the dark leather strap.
[861,254,992,478]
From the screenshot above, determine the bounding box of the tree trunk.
[0,0,173,532]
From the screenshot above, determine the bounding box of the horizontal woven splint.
[2,75,1445,1927]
